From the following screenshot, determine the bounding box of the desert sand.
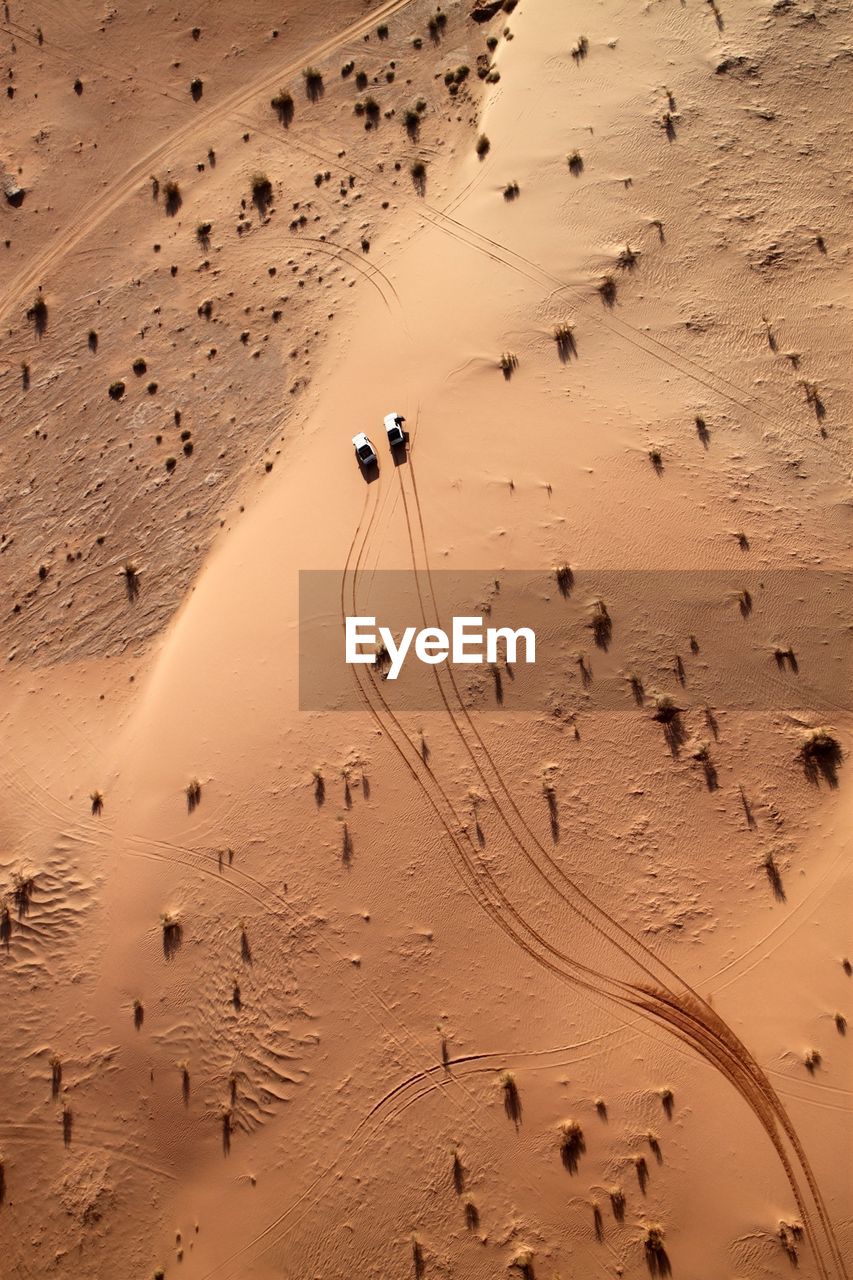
[0,0,850,1277]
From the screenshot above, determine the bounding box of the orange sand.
[1,1,850,1277]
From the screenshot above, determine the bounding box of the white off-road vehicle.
[352,432,378,468]
[384,412,406,448]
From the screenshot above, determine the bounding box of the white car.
[384,412,406,449]
[352,432,377,468]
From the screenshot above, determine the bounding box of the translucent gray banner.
[299,569,851,713]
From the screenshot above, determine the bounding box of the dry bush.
[799,727,842,787]
[558,1119,586,1173]
[271,88,294,125]
[500,1070,522,1125]
[303,66,324,101]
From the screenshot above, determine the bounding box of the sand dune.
[1,0,850,1277]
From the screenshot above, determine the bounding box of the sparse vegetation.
[567,150,583,175]
[553,322,576,361]
[644,1225,671,1277]
[503,180,520,200]
[28,292,48,335]
[108,380,126,401]
[499,1070,522,1125]
[598,275,617,306]
[610,1186,625,1220]
[196,221,211,247]
[626,670,644,704]
[652,693,686,755]
[162,912,183,960]
[542,775,559,841]
[251,172,273,215]
[558,1119,586,1173]
[589,599,611,649]
[303,66,324,101]
[799,727,842,786]
[571,35,589,62]
[240,922,252,964]
[271,88,294,125]
[411,160,427,196]
[163,179,182,215]
[764,852,785,902]
[779,1220,804,1264]
[427,11,448,41]
[555,563,574,596]
[186,777,202,812]
[653,694,678,723]
[452,1147,465,1194]
[476,133,491,158]
[499,351,517,379]
[133,998,144,1029]
[13,874,35,916]
[90,790,104,816]
[122,561,140,601]
[800,379,826,420]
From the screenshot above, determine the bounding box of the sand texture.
[0,0,850,1277]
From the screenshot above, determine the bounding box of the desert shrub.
[251,172,273,214]
[270,89,293,125]
[559,1120,585,1173]
[303,66,323,100]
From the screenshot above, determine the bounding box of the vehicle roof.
[352,432,371,446]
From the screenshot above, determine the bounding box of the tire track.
[0,0,416,329]
[294,428,844,1279]
[385,451,847,1279]
[5,7,834,469]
